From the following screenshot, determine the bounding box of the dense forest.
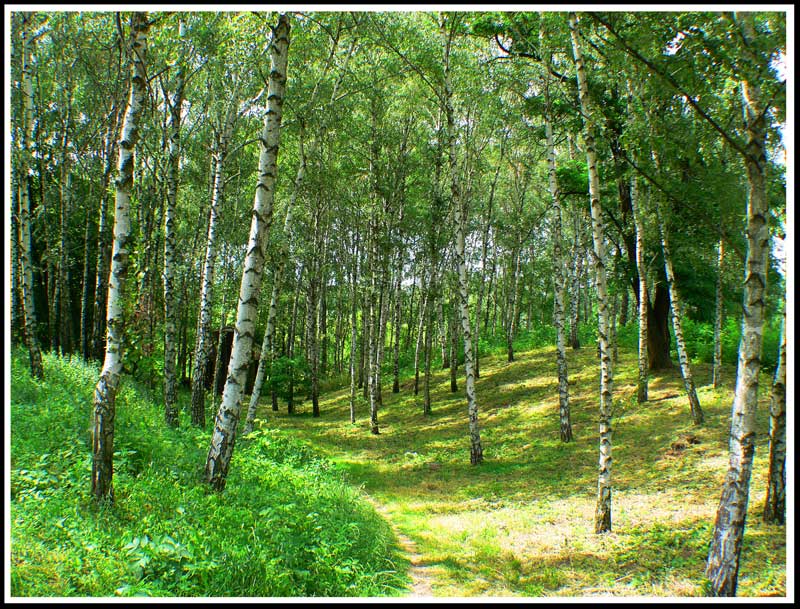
[8,8,788,598]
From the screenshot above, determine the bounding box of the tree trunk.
[349,232,360,423]
[542,52,572,442]
[79,180,96,361]
[712,238,725,388]
[655,193,704,425]
[569,220,582,350]
[92,118,118,362]
[631,174,649,403]
[205,13,289,492]
[706,18,772,592]
[414,274,428,396]
[163,17,186,427]
[762,312,786,525]
[449,298,458,393]
[571,11,613,532]
[442,13,482,465]
[18,13,44,379]
[243,131,305,433]
[392,252,403,393]
[92,12,149,503]
[287,263,304,415]
[474,148,501,379]
[190,95,238,428]
[506,247,521,362]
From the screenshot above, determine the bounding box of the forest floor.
[257,344,787,598]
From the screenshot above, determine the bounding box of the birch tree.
[163,17,187,427]
[17,12,45,379]
[705,11,778,596]
[205,12,290,491]
[570,11,614,532]
[92,11,149,503]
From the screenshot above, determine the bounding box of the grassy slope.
[258,343,787,597]
[9,351,407,597]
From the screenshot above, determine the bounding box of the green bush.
[10,349,405,597]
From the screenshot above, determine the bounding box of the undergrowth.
[9,349,406,598]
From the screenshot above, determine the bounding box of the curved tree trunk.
[571,11,613,532]
[205,13,290,492]
[706,16,772,593]
[655,194,704,425]
[92,12,149,503]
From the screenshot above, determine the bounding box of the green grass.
[9,349,407,598]
[256,337,786,597]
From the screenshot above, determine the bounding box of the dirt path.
[366,499,436,597]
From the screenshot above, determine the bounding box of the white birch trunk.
[543,56,572,442]
[654,195,704,425]
[18,12,44,379]
[706,14,772,593]
[205,13,290,491]
[442,13,483,465]
[163,17,186,427]
[631,174,649,403]
[92,12,149,503]
[190,96,238,427]
[570,11,613,532]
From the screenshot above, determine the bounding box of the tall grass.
[10,349,406,597]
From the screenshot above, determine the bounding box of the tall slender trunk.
[631,174,649,403]
[392,250,403,393]
[449,299,458,393]
[92,118,118,362]
[423,266,435,414]
[92,12,149,503]
[190,96,238,427]
[287,263,304,414]
[506,247,520,362]
[706,15,772,593]
[712,238,725,388]
[205,13,289,491]
[79,181,96,361]
[163,17,186,427]
[571,11,613,532]
[762,311,786,525]
[18,13,44,379]
[569,217,582,350]
[475,149,501,379]
[653,172,704,425]
[349,231,360,423]
[442,13,482,465]
[542,50,572,442]
[413,273,428,396]
[243,133,303,433]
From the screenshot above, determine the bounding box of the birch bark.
[205,13,290,491]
